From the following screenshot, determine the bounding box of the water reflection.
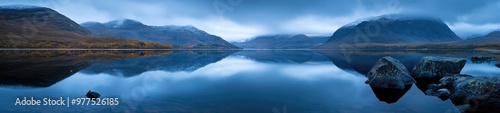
[318,50,500,105]
[233,50,330,63]
[370,85,412,104]
[0,50,171,87]
[80,50,238,77]
[0,50,498,113]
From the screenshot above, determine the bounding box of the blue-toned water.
[0,50,498,113]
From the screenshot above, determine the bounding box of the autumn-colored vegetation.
[0,17,172,49]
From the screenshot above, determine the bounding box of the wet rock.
[86,90,101,98]
[426,74,500,113]
[412,56,466,82]
[449,76,500,113]
[365,56,414,89]
[471,56,495,64]
[425,74,472,98]
[426,88,451,100]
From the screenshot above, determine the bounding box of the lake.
[0,50,498,113]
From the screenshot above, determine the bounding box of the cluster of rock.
[366,56,499,113]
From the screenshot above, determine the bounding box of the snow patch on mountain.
[0,4,43,10]
[80,21,102,27]
[342,14,442,28]
[104,19,143,28]
[154,25,209,35]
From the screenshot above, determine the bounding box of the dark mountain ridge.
[0,5,90,35]
[318,14,462,49]
[81,19,240,49]
[0,5,172,49]
[234,34,328,49]
[459,30,500,44]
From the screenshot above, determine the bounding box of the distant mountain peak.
[489,30,500,34]
[257,34,298,39]
[0,4,45,10]
[82,20,239,49]
[235,34,328,49]
[80,21,102,26]
[105,18,144,28]
[155,25,208,35]
[460,30,500,44]
[161,25,198,30]
[0,5,90,35]
[318,14,461,48]
[481,30,500,38]
[343,14,442,28]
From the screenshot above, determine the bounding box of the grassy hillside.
[0,6,172,49]
[0,21,172,49]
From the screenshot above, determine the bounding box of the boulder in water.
[365,56,414,89]
[86,90,101,99]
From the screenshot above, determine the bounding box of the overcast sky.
[2,0,500,42]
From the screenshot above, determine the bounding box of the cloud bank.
[2,0,500,41]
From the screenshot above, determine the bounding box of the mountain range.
[81,19,240,49]
[459,31,500,44]
[234,14,498,50]
[233,34,329,49]
[0,5,171,49]
[317,14,499,49]
[318,14,462,48]
[0,5,498,50]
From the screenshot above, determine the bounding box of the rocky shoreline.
[366,56,499,113]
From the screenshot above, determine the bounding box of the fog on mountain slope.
[319,14,463,48]
[81,19,240,49]
[459,31,500,44]
[234,34,329,49]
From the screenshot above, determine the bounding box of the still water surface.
[0,50,498,113]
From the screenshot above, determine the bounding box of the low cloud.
[447,22,500,38]
[2,0,500,41]
[162,17,269,42]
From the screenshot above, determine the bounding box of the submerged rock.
[365,56,414,89]
[86,90,101,98]
[412,56,466,82]
[495,63,500,68]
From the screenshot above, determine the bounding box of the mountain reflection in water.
[0,50,498,113]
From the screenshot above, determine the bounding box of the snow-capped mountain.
[81,19,240,49]
[319,14,462,48]
[0,5,171,49]
[0,4,44,9]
